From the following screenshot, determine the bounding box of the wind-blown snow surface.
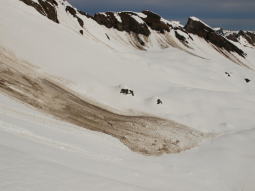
[1,0,255,190]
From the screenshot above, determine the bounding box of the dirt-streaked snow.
[1,93,255,190]
[1,0,255,190]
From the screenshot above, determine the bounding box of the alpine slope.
[0,0,255,190]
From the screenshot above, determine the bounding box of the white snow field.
[1,0,255,190]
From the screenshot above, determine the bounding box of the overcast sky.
[68,0,255,31]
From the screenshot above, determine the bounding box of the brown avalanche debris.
[0,46,217,156]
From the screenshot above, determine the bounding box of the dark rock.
[120,89,134,96]
[175,31,186,41]
[66,6,84,27]
[157,99,162,104]
[78,10,92,19]
[245,78,251,83]
[93,12,119,29]
[38,0,59,23]
[141,11,170,34]
[76,17,84,27]
[174,27,193,41]
[93,12,151,37]
[215,28,225,36]
[175,31,188,46]
[120,89,128,95]
[47,0,58,6]
[225,72,230,77]
[19,0,59,23]
[237,30,255,46]
[105,33,110,40]
[226,34,238,42]
[66,6,76,17]
[184,17,246,58]
[79,30,83,35]
[246,32,255,45]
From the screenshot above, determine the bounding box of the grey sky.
[68,0,255,31]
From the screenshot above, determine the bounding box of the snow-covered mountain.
[1,0,255,190]
[18,0,254,68]
[17,0,251,64]
[215,27,255,48]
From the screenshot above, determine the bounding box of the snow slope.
[1,93,255,190]
[1,0,255,190]
[1,0,255,133]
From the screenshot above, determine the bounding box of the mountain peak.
[184,17,246,58]
[19,0,248,61]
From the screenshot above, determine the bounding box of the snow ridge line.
[0,104,129,150]
[0,121,123,162]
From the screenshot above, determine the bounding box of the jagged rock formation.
[215,28,255,46]
[18,0,252,67]
[141,11,170,33]
[19,0,59,23]
[236,31,255,46]
[66,6,84,27]
[93,12,151,37]
[246,32,255,44]
[226,33,239,42]
[184,17,246,58]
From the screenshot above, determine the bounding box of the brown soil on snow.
[0,46,216,156]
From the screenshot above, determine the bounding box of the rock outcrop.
[184,17,246,58]
[19,0,59,23]
[226,34,239,42]
[141,11,170,33]
[215,28,255,46]
[93,12,151,37]
[19,0,250,63]
[66,6,84,27]
[236,30,255,46]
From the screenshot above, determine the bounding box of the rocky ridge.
[215,28,255,46]
[19,0,249,66]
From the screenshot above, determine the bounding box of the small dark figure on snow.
[105,33,110,40]
[225,72,230,77]
[120,89,129,95]
[157,99,162,104]
[120,89,134,96]
[245,78,251,83]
